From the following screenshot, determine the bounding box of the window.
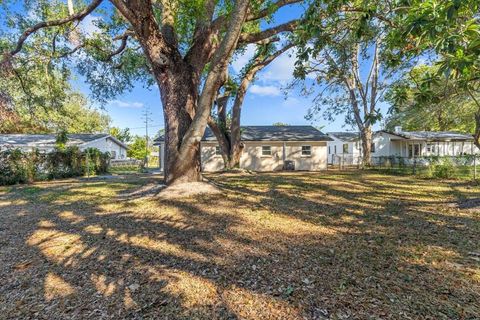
[215,145,221,155]
[427,144,435,154]
[371,143,376,153]
[110,151,117,159]
[334,145,337,154]
[328,146,331,154]
[301,145,312,156]
[261,145,272,156]
[408,144,421,157]
[342,143,349,153]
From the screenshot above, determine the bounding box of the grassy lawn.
[0,171,479,319]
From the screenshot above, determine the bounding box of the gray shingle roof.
[0,134,127,149]
[327,132,362,142]
[154,126,332,143]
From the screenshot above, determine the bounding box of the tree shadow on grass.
[0,172,479,319]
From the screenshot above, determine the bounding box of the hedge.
[0,147,110,185]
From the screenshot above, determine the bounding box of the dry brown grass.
[0,171,479,319]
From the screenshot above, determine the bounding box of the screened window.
[301,145,312,156]
[215,145,221,155]
[342,143,349,153]
[371,143,376,153]
[328,146,331,154]
[334,145,337,154]
[261,146,272,156]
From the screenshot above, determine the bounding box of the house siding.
[200,141,328,172]
[328,131,480,162]
[82,137,127,159]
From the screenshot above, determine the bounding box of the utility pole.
[141,106,153,168]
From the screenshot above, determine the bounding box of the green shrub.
[0,147,110,185]
[432,157,456,179]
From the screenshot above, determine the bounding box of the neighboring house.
[154,126,333,172]
[327,126,480,165]
[0,134,128,159]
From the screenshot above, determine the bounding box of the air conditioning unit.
[283,160,295,171]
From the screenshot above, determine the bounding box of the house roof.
[328,130,475,142]
[0,133,128,149]
[327,132,362,142]
[383,130,474,141]
[154,126,332,144]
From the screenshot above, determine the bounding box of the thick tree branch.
[56,30,134,61]
[238,20,298,44]
[178,0,250,160]
[8,0,103,58]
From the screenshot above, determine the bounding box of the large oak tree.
[0,0,301,184]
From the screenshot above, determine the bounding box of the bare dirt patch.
[157,181,222,199]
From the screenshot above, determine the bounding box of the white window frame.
[342,143,349,154]
[301,145,312,156]
[261,145,272,156]
[215,145,221,156]
[371,142,376,153]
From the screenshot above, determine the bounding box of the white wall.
[200,141,328,172]
[82,137,127,159]
[327,135,361,164]
[201,142,225,172]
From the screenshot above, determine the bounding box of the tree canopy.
[385,64,478,133]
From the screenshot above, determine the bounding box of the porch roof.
[383,130,475,142]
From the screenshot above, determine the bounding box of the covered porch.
[391,139,477,158]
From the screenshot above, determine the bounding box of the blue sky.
[67,2,389,138]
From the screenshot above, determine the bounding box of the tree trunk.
[226,143,243,169]
[474,111,480,150]
[361,126,372,166]
[156,64,202,185]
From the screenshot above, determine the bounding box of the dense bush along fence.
[0,147,110,185]
[333,154,479,180]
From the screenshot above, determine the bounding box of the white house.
[0,133,128,159]
[154,126,333,172]
[327,126,479,165]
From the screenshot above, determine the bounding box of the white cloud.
[109,100,144,109]
[231,44,257,74]
[249,85,281,96]
[261,47,297,84]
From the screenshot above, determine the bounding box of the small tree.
[55,130,69,150]
[127,135,149,160]
[294,1,411,166]
[109,127,132,143]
